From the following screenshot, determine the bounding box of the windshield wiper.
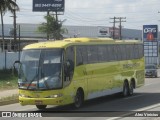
[27,73,39,90]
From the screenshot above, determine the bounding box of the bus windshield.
[18,49,63,90]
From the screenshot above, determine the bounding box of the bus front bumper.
[19,96,66,106]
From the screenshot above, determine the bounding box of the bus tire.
[122,81,129,97]
[74,89,84,108]
[36,105,47,110]
[129,81,134,96]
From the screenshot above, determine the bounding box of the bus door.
[75,46,88,96]
[64,46,75,85]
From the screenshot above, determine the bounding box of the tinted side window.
[107,45,114,61]
[126,45,131,60]
[87,46,98,63]
[76,46,83,66]
[134,44,139,59]
[130,45,135,59]
[75,43,143,65]
[98,45,107,62]
[139,44,144,58]
[76,46,88,64]
[113,45,117,60]
[120,44,127,60]
[66,46,74,70]
[116,45,122,60]
[81,46,88,64]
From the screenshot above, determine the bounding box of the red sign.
[147,32,154,41]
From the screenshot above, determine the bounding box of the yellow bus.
[16,37,145,109]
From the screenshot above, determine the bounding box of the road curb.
[0,94,19,106]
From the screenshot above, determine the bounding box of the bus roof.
[23,37,142,50]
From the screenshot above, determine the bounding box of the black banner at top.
[33,0,65,12]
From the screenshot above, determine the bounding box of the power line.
[110,17,126,39]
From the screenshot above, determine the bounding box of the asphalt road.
[0,76,160,120]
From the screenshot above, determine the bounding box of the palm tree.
[38,14,68,40]
[0,0,19,51]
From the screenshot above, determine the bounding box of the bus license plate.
[35,100,43,105]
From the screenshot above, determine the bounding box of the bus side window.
[126,45,131,60]
[76,46,83,66]
[87,45,98,63]
[121,44,127,60]
[98,45,107,62]
[65,46,74,82]
[107,45,114,61]
[139,44,143,58]
[134,44,139,59]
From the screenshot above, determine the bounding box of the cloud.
[2,0,160,30]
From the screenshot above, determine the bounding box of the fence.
[0,52,20,70]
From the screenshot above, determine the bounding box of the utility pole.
[1,12,5,52]
[13,0,17,51]
[47,11,49,40]
[18,25,20,61]
[110,17,126,40]
[110,17,119,39]
[119,17,126,40]
[55,10,58,23]
[55,10,58,40]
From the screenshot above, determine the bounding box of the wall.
[0,52,20,69]
[0,24,44,38]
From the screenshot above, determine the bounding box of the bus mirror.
[12,60,20,76]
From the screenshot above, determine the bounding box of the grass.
[0,69,19,105]
[0,69,18,90]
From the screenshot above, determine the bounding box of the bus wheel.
[122,81,129,97]
[129,81,134,96]
[74,90,83,108]
[36,105,47,110]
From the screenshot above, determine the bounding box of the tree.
[0,0,19,51]
[38,14,68,40]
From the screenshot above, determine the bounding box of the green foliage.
[0,0,19,13]
[0,0,19,51]
[37,15,68,40]
[0,69,18,90]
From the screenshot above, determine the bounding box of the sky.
[2,0,160,30]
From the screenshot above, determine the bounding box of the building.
[0,24,143,51]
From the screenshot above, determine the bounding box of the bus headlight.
[48,94,63,98]
[19,94,30,98]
